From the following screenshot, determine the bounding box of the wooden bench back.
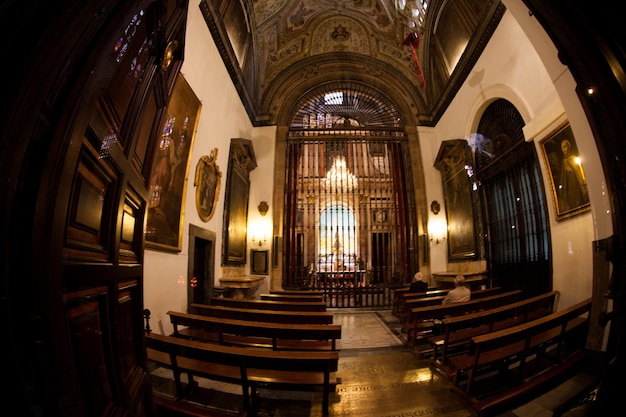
[471,297,591,356]
[168,310,341,350]
[442,290,559,331]
[403,286,502,307]
[404,289,521,345]
[410,289,522,320]
[209,296,327,311]
[401,286,504,323]
[432,290,559,365]
[449,297,592,402]
[260,293,325,303]
[392,286,443,313]
[145,332,339,415]
[270,290,325,296]
[190,302,334,324]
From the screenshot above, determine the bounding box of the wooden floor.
[148,308,598,417]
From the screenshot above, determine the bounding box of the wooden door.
[2,1,189,415]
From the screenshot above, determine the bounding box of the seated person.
[442,274,471,304]
[409,272,428,292]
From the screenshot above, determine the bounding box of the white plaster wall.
[418,126,448,280]
[428,9,595,308]
[143,5,255,335]
[144,3,607,331]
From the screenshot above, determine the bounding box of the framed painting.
[540,122,590,220]
[146,73,201,252]
[251,250,269,275]
[194,148,221,222]
[434,139,477,261]
[222,138,256,265]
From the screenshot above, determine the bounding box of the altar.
[218,275,265,299]
[432,271,488,290]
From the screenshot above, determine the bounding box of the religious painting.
[145,74,201,252]
[222,139,256,265]
[540,122,590,221]
[434,139,477,261]
[194,148,221,222]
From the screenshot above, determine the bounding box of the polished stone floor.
[149,308,597,417]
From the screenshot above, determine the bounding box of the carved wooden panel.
[65,138,119,261]
[119,189,144,263]
[64,287,113,416]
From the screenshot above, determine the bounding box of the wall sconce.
[428,218,447,245]
[430,200,440,215]
[258,201,269,216]
[251,233,267,247]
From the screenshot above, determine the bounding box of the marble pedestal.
[218,276,265,299]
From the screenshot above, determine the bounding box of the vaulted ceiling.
[200,0,504,126]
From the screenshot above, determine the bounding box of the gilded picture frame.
[145,74,201,252]
[194,148,221,222]
[540,122,590,221]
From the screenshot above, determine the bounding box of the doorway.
[188,224,216,308]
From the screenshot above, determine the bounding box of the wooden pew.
[446,298,591,416]
[392,286,443,314]
[209,296,327,311]
[260,293,325,303]
[145,332,340,416]
[399,286,503,327]
[403,289,522,346]
[428,290,560,370]
[168,310,341,351]
[190,303,334,324]
[393,288,450,317]
[270,289,325,296]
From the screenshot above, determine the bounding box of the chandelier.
[323,157,358,192]
[395,0,429,31]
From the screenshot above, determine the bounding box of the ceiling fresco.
[201,0,504,126]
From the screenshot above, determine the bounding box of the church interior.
[2,1,625,416]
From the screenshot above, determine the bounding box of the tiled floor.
[149,308,597,417]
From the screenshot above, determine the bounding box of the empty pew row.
[403,290,522,346]
[190,302,334,324]
[145,332,340,416]
[260,293,325,303]
[209,296,327,311]
[168,310,341,351]
[270,289,325,296]
[428,290,560,371]
[447,298,592,416]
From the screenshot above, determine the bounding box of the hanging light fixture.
[397,1,429,89]
[323,157,358,192]
[395,0,429,31]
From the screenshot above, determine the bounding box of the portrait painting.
[194,148,221,222]
[540,122,590,220]
[145,74,201,251]
[222,139,256,265]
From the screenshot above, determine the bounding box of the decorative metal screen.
[283,136,418,289]
[282,83,419,295]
